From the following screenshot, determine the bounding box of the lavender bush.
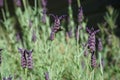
[0,0,120,80]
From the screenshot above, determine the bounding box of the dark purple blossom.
[0,49,3,64]
[87,27,99,52]
[14,0,21,7]
[49,14,66,40]
[0,0,3,7]
[25,49,33,69]
[32,30,37,42]
[42,8,47,23]
[98,38,103,51]
[44,72,50,80]
[49,32,55,41]
[18,48,27,68]
[78,7,83,23]
[68,0,72,5]
[3,77,6,80]
[41,0,47,7]
[91,52,97,68]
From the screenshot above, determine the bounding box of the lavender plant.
[0,0,120,80]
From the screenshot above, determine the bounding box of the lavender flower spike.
[18,48,27,68]
[41,0,47,7]
[68,0,72,5]
[0,0,3,7]
[87,27,100,52]
[26,49,33,69]
[91,52,97,68]
[44,72,50,80]
[14,0,21,7]
[98,38,103,51]
[49,14,66,40]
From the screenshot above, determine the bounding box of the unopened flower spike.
[78,7,83,23]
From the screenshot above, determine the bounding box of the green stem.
[77,0,81,7]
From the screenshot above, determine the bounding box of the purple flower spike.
[42,8,47,23]
[18,48,27,68]
[14,0,21,7]
[32,30,37,42]
[98,38,103,51]
[41,0,47,7]
[87,27,99,52]
[44,72,50,80]
[49,32,55,41]
[91,52,97,68]
[68,28,72,38]
[78,7,83,23]
[25,49,33,69]
[49,14,66,40]
[68,0,72,5]
[0,0,3,7]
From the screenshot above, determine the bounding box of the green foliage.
[0,0,120,80]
